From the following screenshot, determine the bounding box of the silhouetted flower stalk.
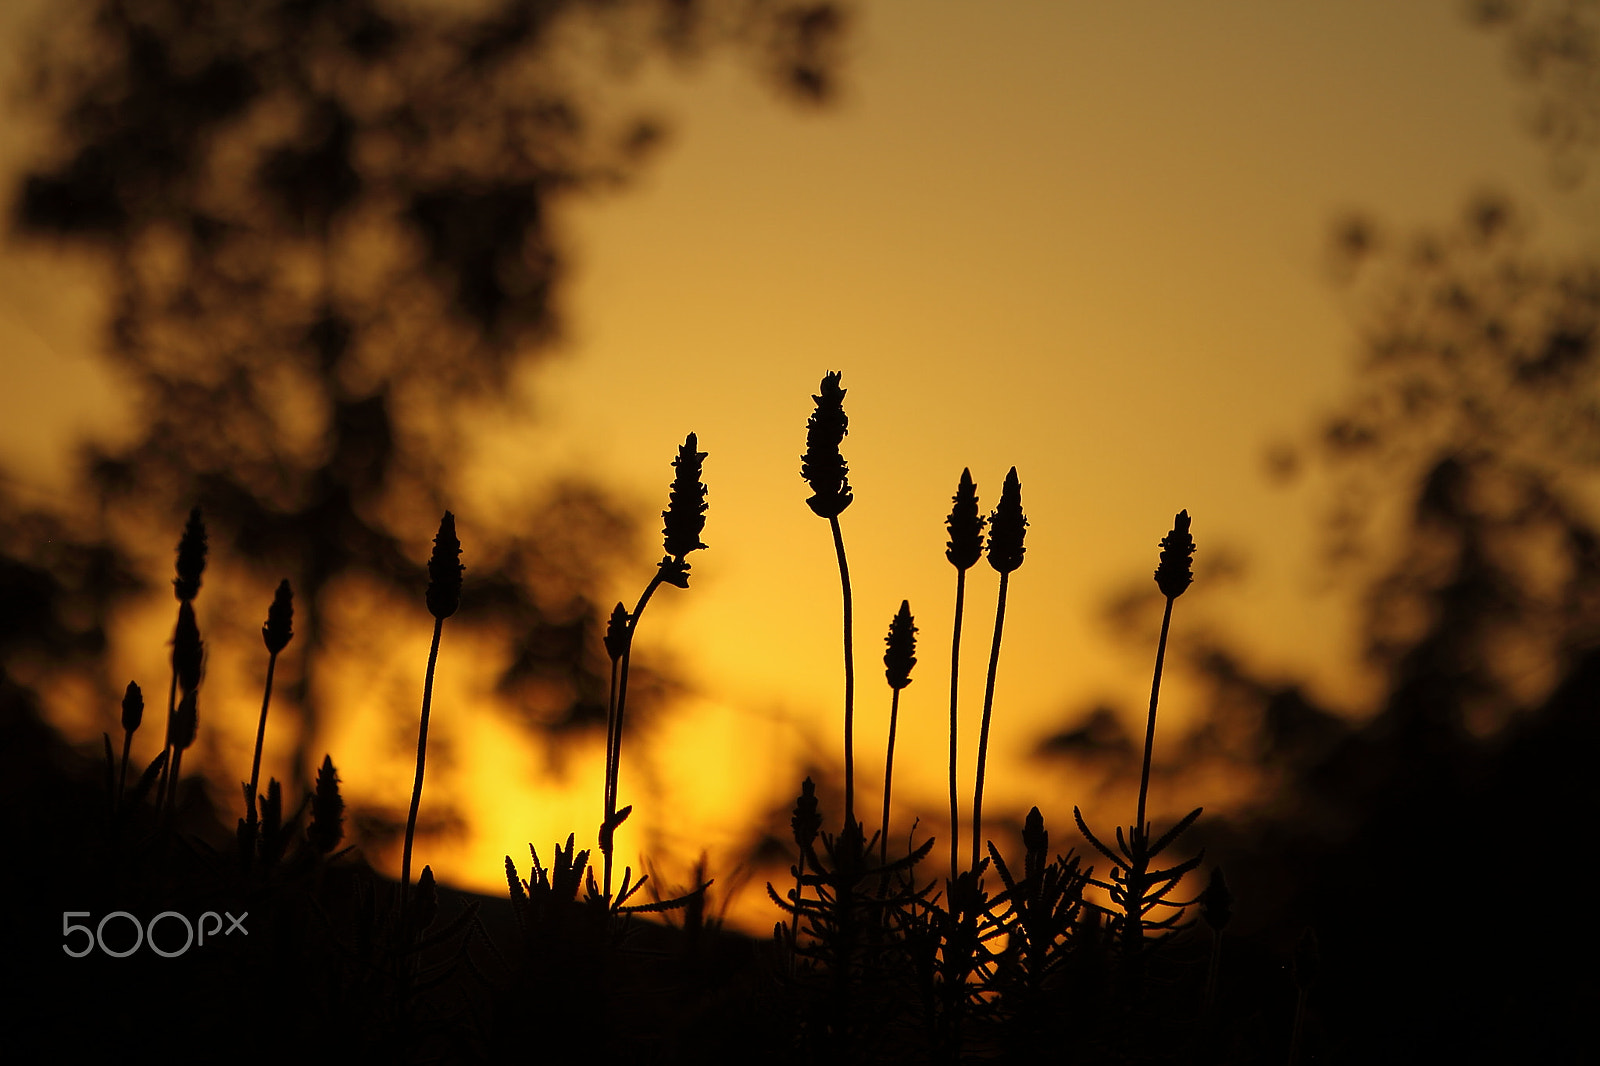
[603,433,707,903]
[165,688,199,813]
[400,511,462,924]
[788,777,822,967]
[984,806,1091,1038]
[881,600,916,866]
[163,600,204,815]
[246,580,294,837]
[306,754,345,854]
[117,680,142,809]
[1200,866,1232,1017]
[972,467,1025,872]
[944,468,985,880]
[157,508,206,810]
[1074,511,1202,989]
[1139,509,1194,834]
[599,601,629,899]
[801,372,857,827]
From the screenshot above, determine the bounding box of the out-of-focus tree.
[1469,0,1600,186]
[1313,195,1600,738]
[3,0,849,805]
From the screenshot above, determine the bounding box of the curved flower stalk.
[603,433,707,902]
[800,372,859,828]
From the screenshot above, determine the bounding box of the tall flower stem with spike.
[972,467,1026,873]
[801,372,856,826]
[248,581,294,830]
[164,601,204,817]
[157,507,206,811]
[400,512,462,923]
[1137,510,1195,836]
[881,600,917,866]
[604,433,707,903]
[944,469,985,879]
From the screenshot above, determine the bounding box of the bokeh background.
[3,0,1597,950]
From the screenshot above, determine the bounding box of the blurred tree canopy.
[2,0,848,800]
[1469,0,1600,186]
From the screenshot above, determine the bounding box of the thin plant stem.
[166,746,184,816]
[1289,986,1309,1066]
[117,730,133,811]
[400,615,445,923]
[247,650,279,825]
[1135,596,1175,837]
[829,514,856,829]
[156,665,177,811]
[605,571,664,902]
[1204,929,1223,1016]
[971,570,1010,873]
[948,567,967,881]
[601,653,621,897]
[881,687,901,867]
[790,853,805,970]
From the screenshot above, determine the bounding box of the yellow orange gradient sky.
[0,0,1591,929]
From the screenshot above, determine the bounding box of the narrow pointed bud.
[170,689,199,752]
[173,601,203,695]
[945,468,985,570]
[1155,510,1196,599]
[307,754,345,854]
[1201,866,1233,933]
[173,506,207,602]
[261,778,282,843]
[662,433,709,562]
[414,865,439,932]
[603,602,630,662]
[986,467,1027,574]
[791,777,822,849]
[800,371,852,518]
[426,511,464,619]
[121,681,144,734]
[884,600,917,690]
[263,579,294,654]
[1022,805,1048,883]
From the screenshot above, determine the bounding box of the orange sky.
[0,0,1590,929]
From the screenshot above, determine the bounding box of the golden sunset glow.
[1,0,1586,938]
